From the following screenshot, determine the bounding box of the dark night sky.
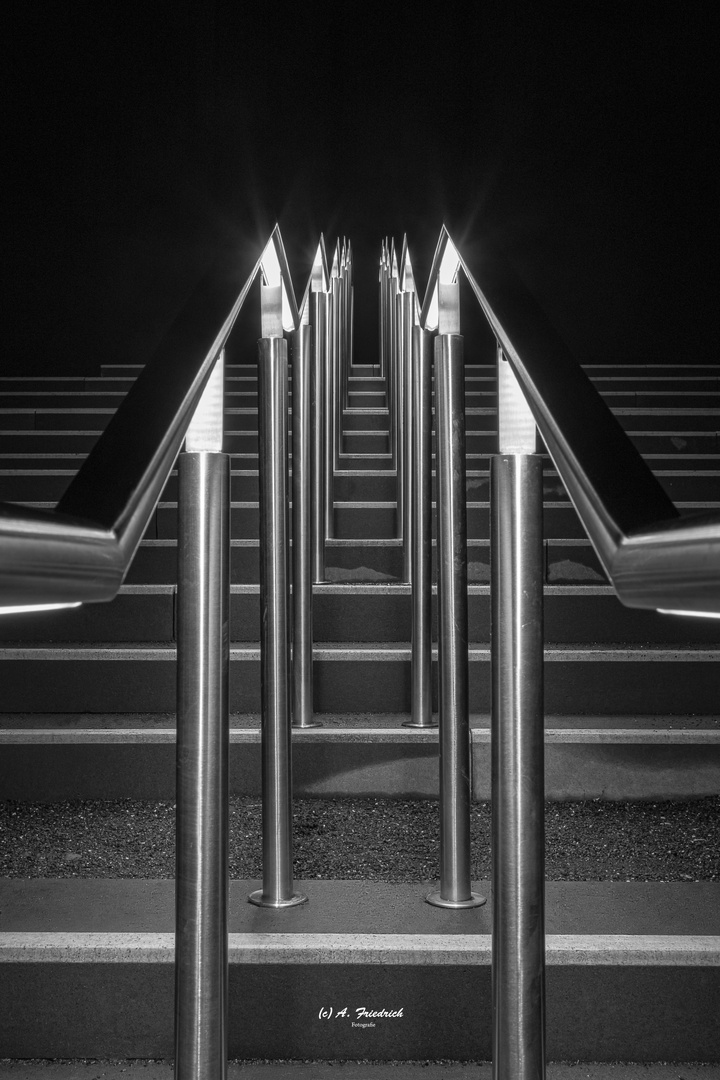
[3,2,716,375]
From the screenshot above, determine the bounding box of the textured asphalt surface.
[0,1060,717,1078]
[1,797,719,880]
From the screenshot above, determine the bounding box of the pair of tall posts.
[174,227,546,1080]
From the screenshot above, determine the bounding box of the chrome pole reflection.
[396,290,406,552]
[312,291,327,582]
[492,346,545,1080]
[251,332,307,908]
[291,324,318,728]
[175,450,230,1080]
[324,279,335,541]
[426,329,485,910]
[406,326,436,729]
[400,290,414,582]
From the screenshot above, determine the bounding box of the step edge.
[2,931,719,966]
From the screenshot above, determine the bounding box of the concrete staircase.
[1,359,719,1061]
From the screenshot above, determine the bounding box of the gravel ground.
[1,798,719,880]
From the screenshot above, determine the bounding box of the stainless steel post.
[491,344,545,1080]
[401,291,414,582]
[324,291,335,539]
[405,327,436,729]
[175,450,230,1080]
[389,273,398,468]
[312,291,326,582]
[379,258,385,378]
[332,276,342,470]
[427,333,485,909]
[250,335,307,908]
[395,292,406,550]
[291,325,318,728]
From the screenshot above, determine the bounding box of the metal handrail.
[421,226,719,617]
[0,226,299,611]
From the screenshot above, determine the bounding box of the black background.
[3,2,716,374]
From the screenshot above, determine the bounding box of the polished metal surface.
[454,234,720,615]
[260,284,283,339]
[400,291,414,582]
[426,334,485,910]
[251,337,307,909]
[185,348,225,454]
[406,327,436,729]
[497,343,535,454]
[175,451,230,1080]
[291,326,318,728]
[324,283,335,540]
[491,453,545,1080]
[395,292,407,557]
[332,267,342,472]
[0,226,302,611]
[8,223,720,619]
[312,291,327,582]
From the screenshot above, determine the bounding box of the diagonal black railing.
[0,227,303,611]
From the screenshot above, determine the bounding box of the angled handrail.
[0,226,299,611]
[421,227,719,616]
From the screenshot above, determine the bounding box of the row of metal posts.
[380,241,546,1077]
[173,238,546,1080]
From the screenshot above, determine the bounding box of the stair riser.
[0,657,717,713]
[3,408,719,437]
[148,503,672,541]
[7,390,718,410]
[1,960,717,1061]
[96,361,720,376]
[3,471,717,504]
[3,452,720,473]
[3,431,717,459]
[116,539,601,584]
[2,592,719,644]
[343,434,390,453]
[3,739,719,801]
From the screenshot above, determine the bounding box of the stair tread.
[1,879,719,937]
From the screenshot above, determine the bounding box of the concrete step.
[1,718,719,800]
[3,467,719,505]
[3,427,719,460]
[146,499,719,541]
[2,584,720,646]
[0,644,718,714]
[120,537,408,583]
[3,406,720,437]
[94,361,720,378]
[0,878,718,1061]
[4,451,720,473]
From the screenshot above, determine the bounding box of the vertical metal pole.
[491,347,545,1080]
[390,276,398,468]
[324,293,335,539]
[405,327,436,729]
[426,331,485,909]
[395,293,405,550]
[379,257,385,379]
[291,325,319,728]
[250,335,307,908]
[312,291,326,582]
[332,277,342,470]
[401,292,414,582]
[175,449,230,1080]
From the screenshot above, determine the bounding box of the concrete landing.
[1,881,719,1061]
[0,1063,717,1079]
